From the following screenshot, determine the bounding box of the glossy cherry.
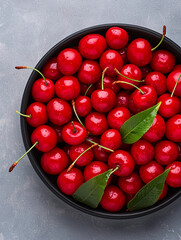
[69,143,93,167]
[57,168,84,195]
[78,60,101,84]
[42,57,62,80]
[100,186,125,212]
[57,48,82,75]
[145,71,167,95]
[139,161,164,183]
[49,123,63,143]
[93,144,110,162]
[96,76,121,94]
[78,34,107,59]
[127,38,152,66]
[117,64,142,90]
[41,147,69,175]
[151,50,175,74]
[62,121,87,145]
[157,93,181,118]
[17,102,48,127]
[84,161,108,182]
[155,140,179,165]
[115,91,130,108]
[143,114,165,143]
[167,70,181,97]
[100,129,122,151]
[85,112,108,135]
[105,27,129,49]
[173,64,181,71]
[165,114,181,142]
[130,140,154,165]
[46,98,72,126]
[55,76,80,100]
[107,107,131,130]
[158,184,168,201]
[99,50,123,77]
[165,161,181,188]
[118,172,142,195]
[75,96,92,117]
[108,150,135,177]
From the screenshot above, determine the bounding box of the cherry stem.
[9,141,38,172]
[72,100,85,128]
[71,121,76,133]
[102,67,109,90]
[151,25,166,51]
[84,84,93,96]
[170,73,181,97]
[67,143,98,172]
[114,68,143,83]
[86,139,114,152]
[16,110,31,118]
[113,81,145,94]
[15,66,48,86]
[111,166,119,174]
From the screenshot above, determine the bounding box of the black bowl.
[20,24,181,219]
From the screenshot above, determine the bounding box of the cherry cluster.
[11,26,181,213]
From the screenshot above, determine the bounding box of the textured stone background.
[0,0,181,239]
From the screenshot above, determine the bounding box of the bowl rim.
[20,23,181,219]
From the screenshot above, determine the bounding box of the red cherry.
[75,96,92,117]
[57,48,82,75]
[31,125,57,152]
[151,50,175,74]
[57,168,83,195]
[129,86,157,113]
[55,76,80,100]
[69,143,93,167]
[91,88,116,113]
[24,102,48,127]
[127,38,152,66]
[118,172,142,195]
[78,34,107,59]
[107,107,131,130]
[32,78,55,103]
[62,121,87,145]
[118,47,128,65]
[167,70,181,97]
[145,71,167,95]
[78,60,101,84]
[80,83,95,96]
[96,76,121,93]
[84,161,108,181]
[108,150,135,177]
[100,129,122,151]
[85,112,108,135]
[42,57,62,81]
[41,147,69,175]
[117,64,142,90]
[139,161,164,183]
[165,114,181,142]
[158,184,168,201]
[143,114,165,143]
[173,64,181,71]
[130,140,154,165]
[165,161,181,188]
[93,145,110,162]
[105,27,129,49]
[49,123,63,143]
[140,65,150,79]
[46,98,72,126]
[178,143,181,161]
[115,91,130,108]
[99,50,123,77]
[155,140,179,166]
[100,186,125,212]
[157,94,181,118]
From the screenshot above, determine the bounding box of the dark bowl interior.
[20,23,181,219]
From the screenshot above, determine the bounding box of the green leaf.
[73,168,115,208]
[120,102,161,144]
[127,169,170,211]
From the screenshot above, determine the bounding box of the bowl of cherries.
[10,24,181,219]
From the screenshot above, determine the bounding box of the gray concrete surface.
[0,0,181,239]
